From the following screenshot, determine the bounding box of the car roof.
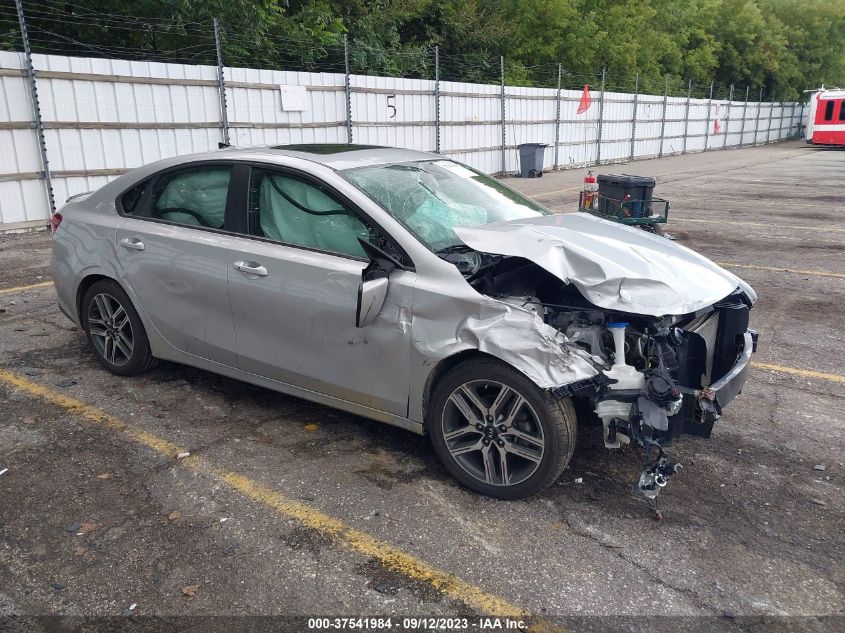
[214,144,439,171]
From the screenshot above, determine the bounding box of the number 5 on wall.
[387,95,396,119]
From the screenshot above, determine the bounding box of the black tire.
[426,358,577,499]
[81,279,157,376]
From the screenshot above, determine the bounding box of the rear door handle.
[119,237,145,251]
[233,260,268,277]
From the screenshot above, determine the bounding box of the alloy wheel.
[87,292,134,367]
[440,380,545,487]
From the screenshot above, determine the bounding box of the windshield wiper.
[435,243,475,256]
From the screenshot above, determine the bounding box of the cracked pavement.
[0,141,842,629]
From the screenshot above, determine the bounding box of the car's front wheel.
[81,279,157,376]
[427,358,577,499]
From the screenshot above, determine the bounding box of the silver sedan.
[51,145,757,499]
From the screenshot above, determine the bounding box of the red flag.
[577,84,592,114]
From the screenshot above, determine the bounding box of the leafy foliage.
[1,0,842,98]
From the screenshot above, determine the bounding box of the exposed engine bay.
[441,249,758,503]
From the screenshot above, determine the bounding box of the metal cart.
[579,192,670,235]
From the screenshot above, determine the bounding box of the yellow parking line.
[0,368,547,628]
[752,362,845,386]
[0,280,54,295]
[717,262,845,279]
[673,217,845,234]
[529,186,580,199]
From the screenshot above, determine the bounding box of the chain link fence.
[0,1,807,230]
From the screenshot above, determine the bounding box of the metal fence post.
[766,94,774,143]
[499,56,506,174]
[778,100,785,141]
[754,88,762,145]
[786,101,791,139]
[788,101,795,138]
[434,46,441,154]
[766,92,775,143]
[658,74,668,158]
[343,34,353,144]
[629,72,639,161]
[212,18,230,146]
[723,84,733,149]
[739,86,749,147]
[15,0,55,216]
[554,64,561,170]
[704,81,713,151]
[595,67,606,165]
[681,79,691,154]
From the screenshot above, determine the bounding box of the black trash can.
[597,174,656,217]
[518,143,548,178]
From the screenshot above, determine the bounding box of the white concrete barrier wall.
[0,50,806,230]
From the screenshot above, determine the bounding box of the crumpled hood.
[453,212,756,317]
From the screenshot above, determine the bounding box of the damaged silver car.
[51,145,758,500]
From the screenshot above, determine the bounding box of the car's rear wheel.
[427,358,577,499]
[81,280,157,376]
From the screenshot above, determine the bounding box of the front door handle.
[233,260,268,277]
[119,237,145,251]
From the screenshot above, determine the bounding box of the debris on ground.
[810,498,827,507]
[95,473,111,479]
[814,464,826,471]
[78,522,98,534]
[168,511,181,521]
[176,451,191,460]
[0,468,8,477]
[181,584,199,598]
[73,546,87,556]
[574,477,583,484]
[54,379,77,388]
[303,423,320,432]
[50,582,64,591]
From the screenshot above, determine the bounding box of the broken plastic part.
[636,442,683,500]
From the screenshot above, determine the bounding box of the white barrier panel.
[0,50,805,229]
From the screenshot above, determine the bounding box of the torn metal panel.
[410,283,599,392]
[454,212,756,316]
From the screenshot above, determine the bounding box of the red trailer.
[806,88,845,146]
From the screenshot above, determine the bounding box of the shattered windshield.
[343,160,549,253]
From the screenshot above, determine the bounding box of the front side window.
[247,168,371,258]
[839,101,845,121]
[342,160,549,253]
[150,166,231,228]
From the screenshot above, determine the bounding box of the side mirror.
[355,238,402,328]
[356,275,389,327]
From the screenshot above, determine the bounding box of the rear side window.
[149,166,231,229]
[840,101,845,121]
[121,180,149,214]
[824,100,835,121]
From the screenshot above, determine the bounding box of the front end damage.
[442,216,758,503]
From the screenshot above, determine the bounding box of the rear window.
[121,180,149,214]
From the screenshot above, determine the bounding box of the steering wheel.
[156,207,214,228]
